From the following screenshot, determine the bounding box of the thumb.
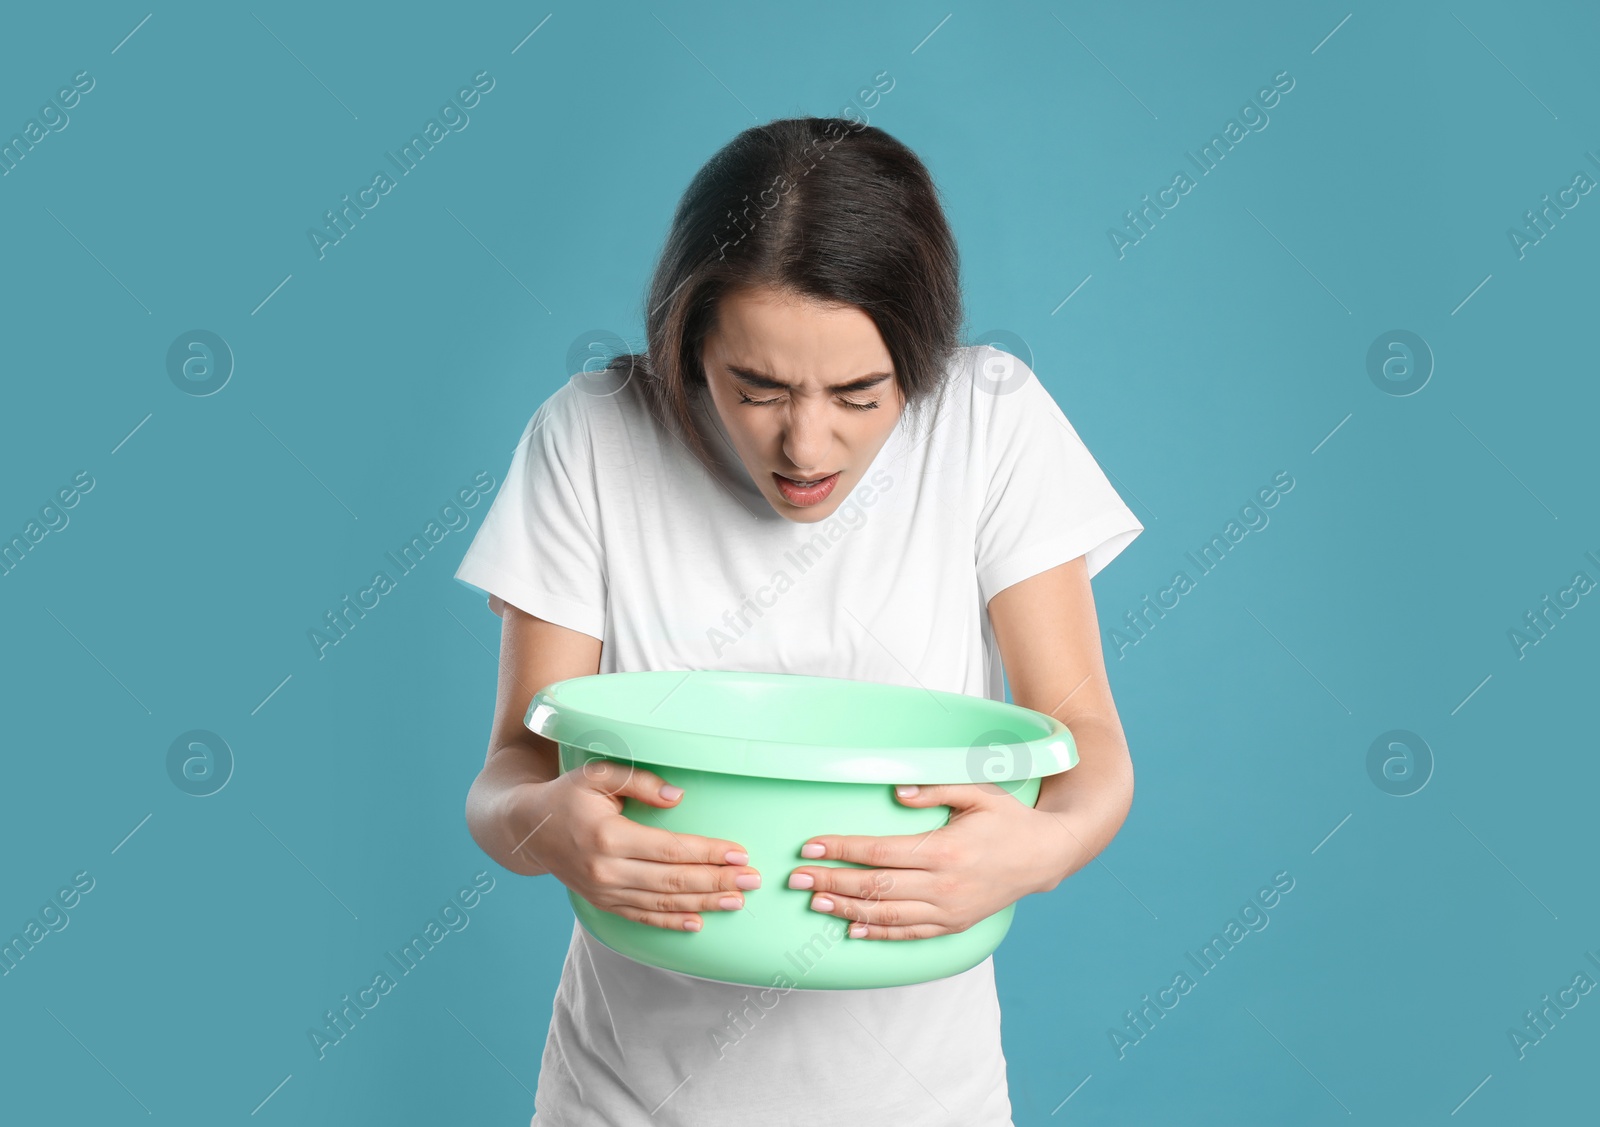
[575,756,683,807]
[893,782,994,810]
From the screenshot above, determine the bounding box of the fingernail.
[724,850,749,866]
[659,784,683,801]
[848,923,868,938]
[813,896,835,912]
[735,873,761,890]
[896,785,919,798]
[683,918,701,931]
[800,843,825,859]
[719,896,743,911]
[788,873,814,890]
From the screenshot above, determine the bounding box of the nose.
[780,399,832,475]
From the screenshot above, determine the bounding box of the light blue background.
[2,2,1596,1123]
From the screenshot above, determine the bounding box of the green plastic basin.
[524,668,1076,990]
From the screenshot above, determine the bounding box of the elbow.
[463,771,497,861]
[1099,744,1135,839]
[1117,746,1135,822]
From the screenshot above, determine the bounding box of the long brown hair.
[604,116,964,474]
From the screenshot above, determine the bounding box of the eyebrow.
[725,364,894,394]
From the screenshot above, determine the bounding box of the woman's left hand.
[786,782,1076,940]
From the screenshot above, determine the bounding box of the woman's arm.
[464,596,602,877]
[464,598,761,930]
[783,552,1135,939]
[986,553,1134,889]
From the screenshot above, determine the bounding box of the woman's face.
[701,285,904,523]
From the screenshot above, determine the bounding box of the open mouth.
[772,471,841,506]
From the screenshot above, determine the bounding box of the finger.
[602,885,751,915]
[805,888,943,930]
[806,887,962,941]
[611,820,752,868]
[841,921,956,941]
[798,829,945,869]
[574,768,753,868]
[614,858,761,896]
[595,902,706,933]
[575,757,679,806]
[787,866,913,901]
[892,782,1006,808]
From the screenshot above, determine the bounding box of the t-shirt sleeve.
[973,348,1144,606]
[453,383,607,639]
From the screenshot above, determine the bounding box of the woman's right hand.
[505,757,761,932]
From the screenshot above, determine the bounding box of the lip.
[772,471,841,507]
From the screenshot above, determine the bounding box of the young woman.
[455,115,1143,1126]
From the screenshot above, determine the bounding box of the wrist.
[505,778,559,876]
[470,767,556,877]
[1024,806,1113,896]
[1030,807,1091,894]
[1028,755,1134,892]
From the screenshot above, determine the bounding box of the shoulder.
[962,343,1042,408]
[521,365,678,481]
[522,370,621,447]
[911,343,1044,426]
[918,343,1045,451]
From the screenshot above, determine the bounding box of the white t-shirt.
[454,344,1143,1126]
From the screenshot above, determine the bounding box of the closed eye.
[737,391,879,411]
